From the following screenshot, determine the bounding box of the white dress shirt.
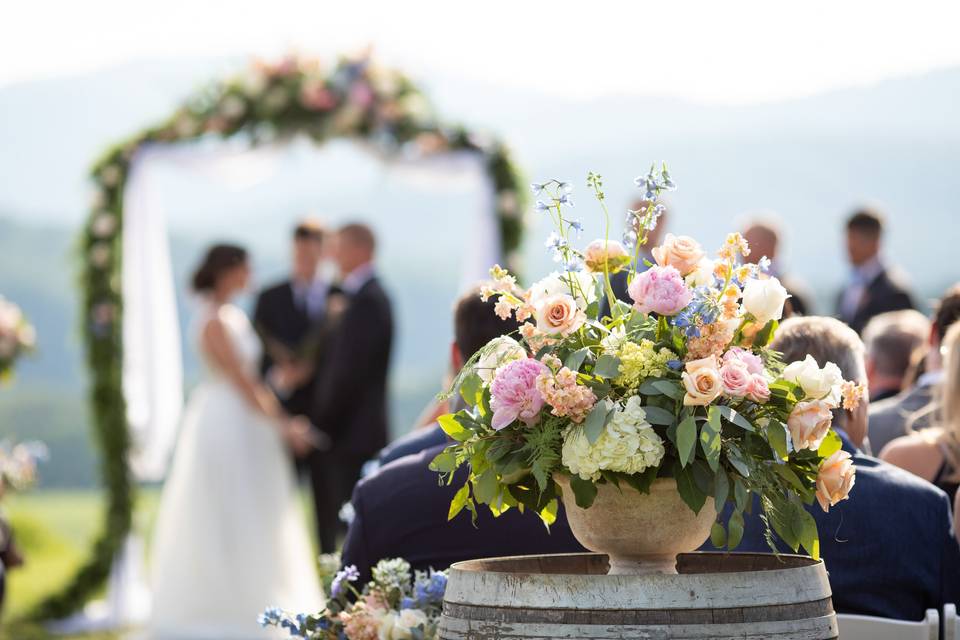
[840,256,884,322]
[340,263,376,296]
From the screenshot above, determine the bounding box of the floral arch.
[35,53,527,619]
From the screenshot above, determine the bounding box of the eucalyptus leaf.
[676,415,698,467]
[473,469,499,503]
[651,380,682,400]
[718,405,755,431]
[564,347,591,373]
[674,462,707,514]
[584,399,615,445]
[700,407,722,471]
[710,521,727,548]
[728,510,745,550]
[768,420,789,460]
[569,475,599,509]
[642,405,676,426]
[593,354,621,379]
[714,468,730,512]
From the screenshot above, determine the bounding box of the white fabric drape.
[122,142,281,482]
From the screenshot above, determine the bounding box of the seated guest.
[862,309,930,403]
[870,284,960,454]
[342,443,585,584]
[836,208,916,335]
[376,288,520,468]
[702,316,960,621]
[880,323,960,502]
[742,218,813,316]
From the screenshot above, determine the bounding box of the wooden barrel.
[438,552,837,639]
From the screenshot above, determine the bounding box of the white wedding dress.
[148,303,322,639]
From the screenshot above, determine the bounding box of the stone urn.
[554,474,717,575]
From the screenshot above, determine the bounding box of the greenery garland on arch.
[33,53,527,620]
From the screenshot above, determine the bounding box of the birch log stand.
[438,552,837,639]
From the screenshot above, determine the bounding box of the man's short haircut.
[338,222,376,253]
[772,316,866,385]
[846,208,884,239]
[862,310,930,378]
[934,284,960,344]
[294,218,326,242]
[454,288,521,361]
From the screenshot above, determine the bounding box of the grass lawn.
[0,487,320,639]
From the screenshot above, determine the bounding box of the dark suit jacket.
[312,276,393,458]
[867,384,937,456]
[341,443,586,584]
[377,424,447,468]
[837,266,916,335]
[701,432,960,621]
[253,281,320,417]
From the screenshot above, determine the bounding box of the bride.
[149,244,322,639]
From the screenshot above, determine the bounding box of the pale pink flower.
[787,400,834,451]
[747,374,771,404]
[534,294,585,336]
[816,450,856,512]
[652,234,705,276]
[536,367,597,424]
[722,347,765,375]
[583,239,630,274]
[627,265,693,316]
[299,81,338,111]
[681,356,723,406]
[494,297,515,320]
[490,358,549,430]
[720,359,752,398]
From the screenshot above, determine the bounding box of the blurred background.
[1,0,959,631]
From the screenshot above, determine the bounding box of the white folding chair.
[944,603,959,640]
[836,609,939,640]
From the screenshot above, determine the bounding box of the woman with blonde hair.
[881,321,960,503]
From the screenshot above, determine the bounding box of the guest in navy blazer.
[702,316,960,621]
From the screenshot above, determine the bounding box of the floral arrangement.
[45,51,527,621]
[431,167,863,557]
[0,296,36,384]
[0,440,48,495]
[260,554,447,640]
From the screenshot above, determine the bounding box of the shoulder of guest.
[858,447,951,503]
[258,280,291,299]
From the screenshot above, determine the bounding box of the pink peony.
[747,374,771,404]
[722,347,765,376]
[627,265,693,316]
[720,360,752,397]
[490,358,550,430]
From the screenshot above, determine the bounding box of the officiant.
[253,218,341,551]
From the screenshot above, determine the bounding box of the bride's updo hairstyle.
[191,244,248,293]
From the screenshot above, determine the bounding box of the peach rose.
[787,400,834,451]
[720,360,752,397]
[681,356,722,406]
[816,450,856,512]
[746,373,771,404]
[534,293,585,336]
[652,234,704,276]
[583,239,631,274]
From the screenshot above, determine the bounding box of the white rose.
[528,271,598,309]
[741,276,790,324]
[685,257,717,289]
[782,355,845,404]
[390,608,428,639]
[475,336,527,384]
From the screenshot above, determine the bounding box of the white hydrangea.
[600,325,627,354]
[561,396,666,481]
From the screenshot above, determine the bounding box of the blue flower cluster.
[400,571,448,610]
[258,607,305,637]
[672,287,721,338]
[634,164,676,200]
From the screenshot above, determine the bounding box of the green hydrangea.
[615,339,678,388]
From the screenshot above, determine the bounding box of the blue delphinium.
[534,199,551,213]
[330,564,359,598]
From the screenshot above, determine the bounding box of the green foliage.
[676,415,698,467]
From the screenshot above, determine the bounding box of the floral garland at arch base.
[33,53,527,621]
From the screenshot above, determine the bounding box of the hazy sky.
[4,0,960,103]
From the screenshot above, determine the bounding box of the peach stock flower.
[534,294,586,336]
[787,400,834,451]
[681,356,723,406]
[652,234,704,276]
[816,450,856,512]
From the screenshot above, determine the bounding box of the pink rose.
[722,347,764,376]
[816,450,856,512]
[746,373,771,404]
[786,400,834,451]
[489,358,549,430]
[627,265,693,316]
[534,293,585,336]
[651,234,705,276]
[681,356,722,406]
[583,239,631,274]
[720,360,752,397]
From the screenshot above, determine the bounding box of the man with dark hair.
[870,283,960,454]
[837,208,915,334]
[742,217,812,316]
[376,289,521,467]
[341,290,583,584]
[862,309,929,403]
[310,222,393,552]
[702,316,960,621]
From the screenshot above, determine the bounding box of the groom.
[254,219,342,548]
